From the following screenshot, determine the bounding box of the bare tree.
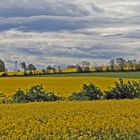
[110,59,115,71]
[116,58,126,71]
[81,61,91,72]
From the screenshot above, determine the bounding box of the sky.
[0,0,140,70]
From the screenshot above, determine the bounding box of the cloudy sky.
[0,0,140,70]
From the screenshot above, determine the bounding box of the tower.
[14,60,18,74]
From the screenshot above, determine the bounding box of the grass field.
[1,71,140,79]
[36,72,140,79]
[0,100,140,139]
[0,77,138,97]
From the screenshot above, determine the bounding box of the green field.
[36,72,140,79]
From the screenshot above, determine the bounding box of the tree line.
[1,57,140,76]
[75,58,140,73]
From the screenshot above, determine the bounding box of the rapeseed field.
[0,100,140,140]
[0,77,136,97]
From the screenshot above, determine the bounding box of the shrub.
[12,85,61,103]
[105,79,140,99]
[29,71,33,75]
[0,93,6,103]
[47,92,62,101]
[12,89,27,103]
[76,65,83,73]
[68,91,90,101]
[26,85,47,102]
[0,93,6,98]
[1,73,8,77]
[68,83,103,101]
[23,72,28,76]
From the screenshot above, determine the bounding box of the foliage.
[105,79,140,99]
[12,89,27,103]
[68,91,90,101]
[69,83,103,101]
[110,59,115,71]
[1,72,8,77]
[69,79,140,100]
[28,64,36,75]
[116,58,126,71]
[26,85,47,102]
[12,85,61,103]
[0,59,5,72]
[58,66,62,73]
[95,66,104,72]
[76,65,83,73]
[0,93,6,98]
[23,72,29,76]
[81,61,91,72]
[21,62,27,72]
[0,93,6,104]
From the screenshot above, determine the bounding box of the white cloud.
[0,0,139,70]
[0,0,104,17]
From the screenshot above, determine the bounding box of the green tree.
[26,85,61,102]
[0,59,5,72]
[68,83,103,101]
[105,79,140,99]
[21,62,27,73]
[42,69,47,74]
[28,64,36,75]
[47,65,56,74]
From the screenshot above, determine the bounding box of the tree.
[110,59,115,71]
[67,65,76,68]
[42,69,47,74]
[58,66,62,73]
[2,73,8,77]
[81,61,91,72]
[116,58,126,71]
[21,62,27,73]
[95,66,104,72]
[46,65,56,73]
[127,60,137,71]
[52,67,56,73]
[47,65,53,70]
[26,85,61,102]
[28,64,36,75]
[68,83,103,101]
[105,79,140,99]
[105,66,110,72]
[135,63,140,71]
[76,65,83,73]
[0,59,5,72]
